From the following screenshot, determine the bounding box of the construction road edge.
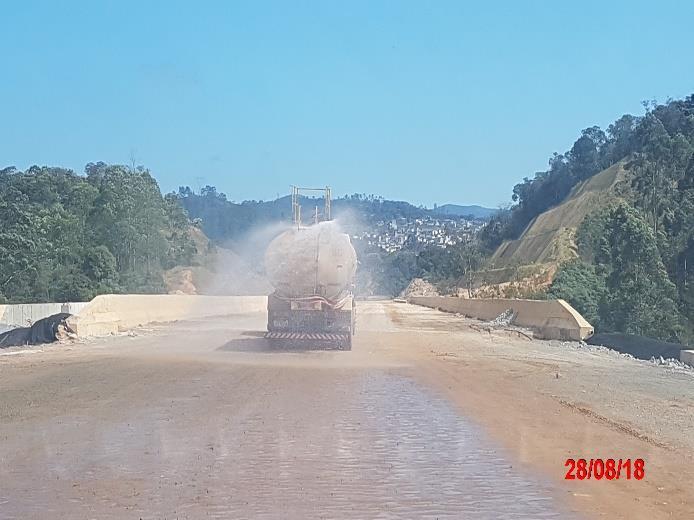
[67,294,268,336]
[408,296,594,341]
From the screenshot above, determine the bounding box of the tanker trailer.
[264,221,357,349]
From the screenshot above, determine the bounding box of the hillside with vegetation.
[3,95,691,345]
[0,163,196,303]
[177,189,491,243]
[481,95,694,343]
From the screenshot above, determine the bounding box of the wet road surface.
[0,302,576,519]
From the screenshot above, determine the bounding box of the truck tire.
[343,332,352,351]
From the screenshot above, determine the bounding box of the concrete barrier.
[408,296,593,341]
[68,294,268,337]
[0,302,88,329]
[681,350,694,367]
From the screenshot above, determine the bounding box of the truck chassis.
[265,292,355,350]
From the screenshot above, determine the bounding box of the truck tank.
[264,222,357,301]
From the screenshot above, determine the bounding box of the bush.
[548,260,605,327]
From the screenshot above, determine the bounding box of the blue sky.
[2,1,693,207]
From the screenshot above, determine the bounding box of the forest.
[0,162,195,303]
[483,96,694,342]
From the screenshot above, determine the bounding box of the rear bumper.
[264,330,352,350]
[265,332,349,340]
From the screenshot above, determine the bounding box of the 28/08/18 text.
[565,459,645,480]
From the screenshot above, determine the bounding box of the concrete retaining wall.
[0,302,88,329]
[408,296,593,341]
[588,332,685,361]
[68,294,268,336]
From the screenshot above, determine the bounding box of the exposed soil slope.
[491,161,628,269]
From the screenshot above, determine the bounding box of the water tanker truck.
[264,187,356,349]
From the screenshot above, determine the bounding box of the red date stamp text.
[564,458,645,480]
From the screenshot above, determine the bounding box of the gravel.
[487,308,517,327]
[552,340,694,375]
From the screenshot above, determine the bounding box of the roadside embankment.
[67,294,267,337]
[408,296,593,341]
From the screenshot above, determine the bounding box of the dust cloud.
[202,215,359,298]
[197,221,289,296]
[184,210,369,322]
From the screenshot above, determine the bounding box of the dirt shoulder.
[381,302,694,520]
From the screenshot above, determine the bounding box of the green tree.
[88,164,170,291]
[579,203,683,340]
[548,260,605,327]
[631,113,693,236]
[163,193,197,268]
[0,163,197,303]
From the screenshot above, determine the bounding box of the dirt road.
[1,301,692,519]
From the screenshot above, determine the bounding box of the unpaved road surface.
[1,301,693,519]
